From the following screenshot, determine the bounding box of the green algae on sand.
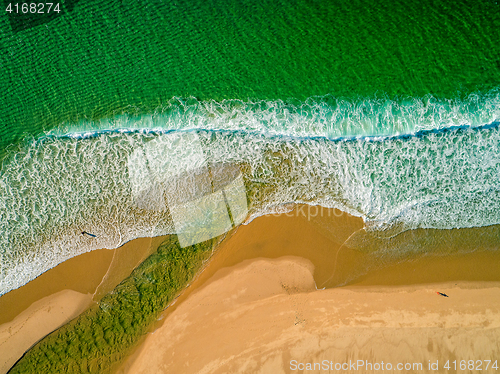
[8,235,221,374]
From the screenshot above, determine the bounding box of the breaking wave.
[1,92,500,294]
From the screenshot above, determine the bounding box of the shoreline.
[118,207,500,373]
[0,290,92,374]
[2,207,500,373]
[122,255,500,374]
[0,235,167,374]
[0,247,113,327]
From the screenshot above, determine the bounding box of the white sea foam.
[52,90,500,139]
[1,93,500,295]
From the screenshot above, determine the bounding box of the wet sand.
[2,207,500,374]
[0,290,92,374]
[0,247,113,327]
[0,236,166,374]
[124,256,500,374]
[120,208,500,374]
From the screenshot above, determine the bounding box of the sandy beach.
[0,290,92,374]
[2,207,500,374]
[2,0,500,372]
[123,255,500,374]
[0,236,166,374]
[119,209,500,374]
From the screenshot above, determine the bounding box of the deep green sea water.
[2,0,500,372]
[1,0,500,151]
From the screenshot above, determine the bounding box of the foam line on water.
[48,90,500,140]
[1,94,500,295]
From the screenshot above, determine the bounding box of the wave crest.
[1,92,500,295]
[52,90,500,139]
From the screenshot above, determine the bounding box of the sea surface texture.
[1,0,500,295]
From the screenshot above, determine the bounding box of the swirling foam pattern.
[1,94,500,295]
[53,92,500,139]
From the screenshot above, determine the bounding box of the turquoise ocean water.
[1,0,500,295]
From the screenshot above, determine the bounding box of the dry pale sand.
[124,256,500,374]
[121,209,500,374]
[0,236,166,374]
[2,207,500,374]
[0,290,92,374]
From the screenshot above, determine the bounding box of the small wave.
[48,90,500,140]
[1,92,500,295]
